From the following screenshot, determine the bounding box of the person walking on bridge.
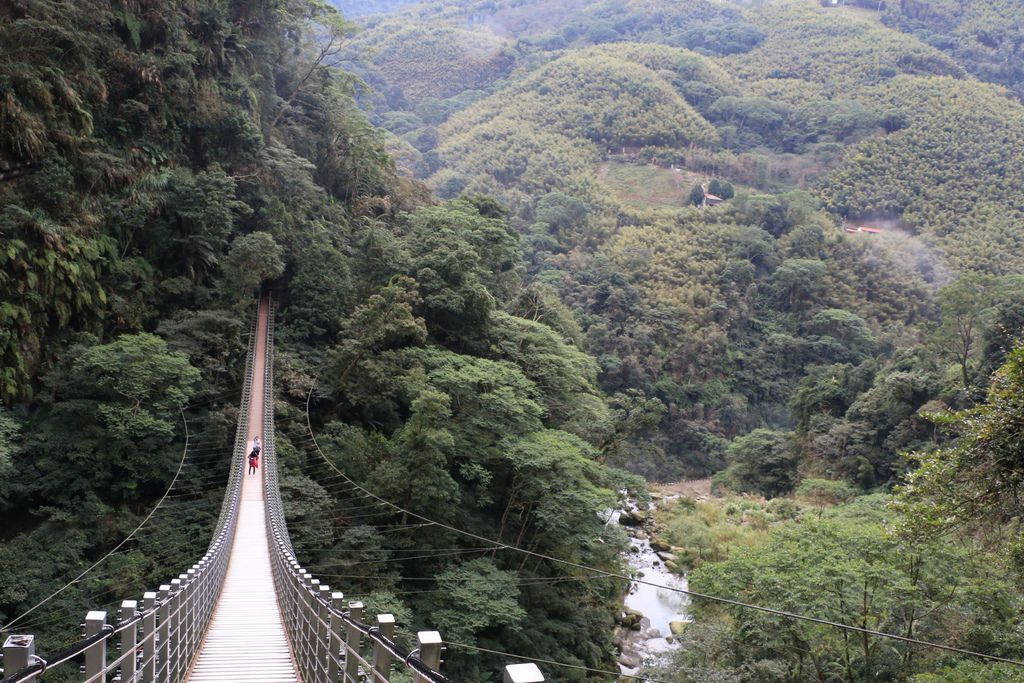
[248,435,262,475]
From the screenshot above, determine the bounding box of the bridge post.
[3,634,37,683]
[287,559,301,633]
[307,578,322,680]
[168,577,183,681]
[504,663,545,682]
[157,585,171,682]
[412,631,443,683]
[142,592,157,681]
[120,600,138,681]
[371,613,396,682]
[195,558,209,633]
[316,583,331,681]
[186,565,199,659]
[328,592,345,681]
[344,601,363,682]
[84,610,108,681]
[301,572,315,681]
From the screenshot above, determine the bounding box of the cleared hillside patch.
[597,161,696,210]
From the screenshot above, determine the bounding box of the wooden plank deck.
[187,301,300,683]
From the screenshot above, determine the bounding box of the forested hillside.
[4,0,1024,680]
[341,0,1024,485]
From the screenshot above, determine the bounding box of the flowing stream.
[610,498,692,676]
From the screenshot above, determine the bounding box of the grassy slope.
[597,161,695,210]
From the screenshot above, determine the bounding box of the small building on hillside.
[704,193,724,207]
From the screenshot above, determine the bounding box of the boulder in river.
[656,551,678,563]
[669,621,689,636]
[618,510,646,526]
[618,608,645,630]
[618,652,642,669]
[650,539,671,552]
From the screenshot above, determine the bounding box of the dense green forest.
[3,0,1024,680]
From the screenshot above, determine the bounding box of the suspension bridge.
[0,297,544,683]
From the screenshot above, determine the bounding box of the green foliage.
[771,258,828,314]
[684,512,1024,680]
[896,346,1024,537]
[717,429,796,498]
[370,389,461,519]
[882,0,1024,100]
[70,333,199,441]
[347,20,511,103]
[911,661,1024,683]
[726,1,964,93]
[0,407,18,498]
[433,43,722,207]
[795,477,856,515]
[689,182,705,206]
[433,558,527,643]
[0,206,115,401]
[9,0,1024,677]
[220,231,286,304]
[658,497,774,569]
[819,77,1024,274]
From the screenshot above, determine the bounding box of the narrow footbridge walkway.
[186,301,298,682]
[0,295,544,683]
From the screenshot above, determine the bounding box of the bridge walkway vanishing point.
[185,300,299,682]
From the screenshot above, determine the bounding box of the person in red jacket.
[248,450,259,475]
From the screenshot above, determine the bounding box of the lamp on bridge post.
[412,631,443,683]
[3,634,37,683]
[371,613,396,682]
[328,592,345,681]
[504,662,545,682]
[142,591,158,681]
[344,601,363,682]
[84,610,107,681]
[119,600,137,681]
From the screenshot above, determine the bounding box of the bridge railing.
[260,299,546,682]
[1,300,261,683]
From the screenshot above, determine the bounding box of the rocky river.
[611,497,692,677]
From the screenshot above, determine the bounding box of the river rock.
[669,621,688,636]
[617,608,644,630]
[656,551,678,563]
[634,529,648,540]
[618,510,645,526]
[618,652,642,669]
[650,539,671,552]
[664,560,680,573]
[629,544,640,553]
